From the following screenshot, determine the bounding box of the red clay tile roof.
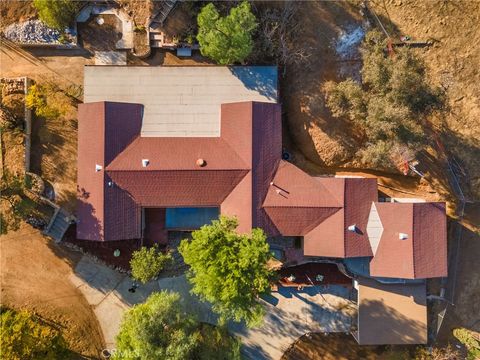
[106,137,249,171]
[369,202,447,279]
[344,178,378,257]
[265,165,377,258]
[108,170,249,207]
[77,102,142,241]
[77,98,446,278]
[220,102,282,235]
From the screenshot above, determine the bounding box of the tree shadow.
[228,66,278,102]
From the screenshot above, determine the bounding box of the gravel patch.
[3,20,75,45]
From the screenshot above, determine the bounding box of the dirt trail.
[0,224,104,358]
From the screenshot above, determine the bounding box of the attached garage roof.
[84,66,278,137]
[356,277,427,345]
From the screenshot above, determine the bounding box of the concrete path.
[70,256,354,358]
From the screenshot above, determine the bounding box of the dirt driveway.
[0,224,104,358]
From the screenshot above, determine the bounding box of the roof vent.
[108,181,113,187]
[95,164,102,172]
[196,158,206,167]
[142,159,149,167]
[347,224,357,232]
[399,233,409,240]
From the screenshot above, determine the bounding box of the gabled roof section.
[369,202,447,279]
[77,102,142,241]
[106,137,249,171]
[343,178,377,257]
[220,102,282,234]
[301,177,377,258]
[263,161,342,237]
[264,161,342,208]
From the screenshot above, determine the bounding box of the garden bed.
[62,225,142,271]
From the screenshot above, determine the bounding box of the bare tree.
[253,3,312,74]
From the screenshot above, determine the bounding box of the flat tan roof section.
[84,66,278,137]
[356,277,427,345]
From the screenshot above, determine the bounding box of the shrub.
[453,328,480,360]
[179,216,272,327]
[130,245,172,284]
[33,0,78,30]
[25,83,72,119]
[324,30,444,171]
[0,307,68,359]
[197,1,257,64]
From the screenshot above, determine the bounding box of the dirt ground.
[283,0,480,205]
[282,333,416,360]
[1,39,91,212]
[0,223,104,358]
[437,203,480,345]
[78,14,123,52]
[370,0,480,201]
[0,0,36,31]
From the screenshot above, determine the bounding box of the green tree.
[197,1,257,64]
[179,216,272,327]
[130,245,172,284]
[113,291,241,360]
[33,0,78,30]
[0,307,68,359]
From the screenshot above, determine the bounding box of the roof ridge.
[218,137,251,170]
[105,135,141,171]
[303,206,344,237]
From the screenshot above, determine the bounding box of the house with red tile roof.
[77,66,447,345]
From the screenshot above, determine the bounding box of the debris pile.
[3,20,75,45]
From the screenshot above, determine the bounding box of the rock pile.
[3,20,75,45]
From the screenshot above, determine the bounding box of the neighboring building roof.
[369,202,447,279]
[83,66,278,137]
[355,277,427,345]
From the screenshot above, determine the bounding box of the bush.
[114,291,240,360]
[25,83,72,119]
[179,216,272,327]
[324,30,444,171]
[0,307,68,359]
[33,0,78,30]
[1,94,24,131]
[453,328,480,360]
[130,245,172,284]
[197,1,257,64]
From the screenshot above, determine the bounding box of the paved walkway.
[70,256,354,359]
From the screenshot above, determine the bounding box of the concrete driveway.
[70,255,354,359]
